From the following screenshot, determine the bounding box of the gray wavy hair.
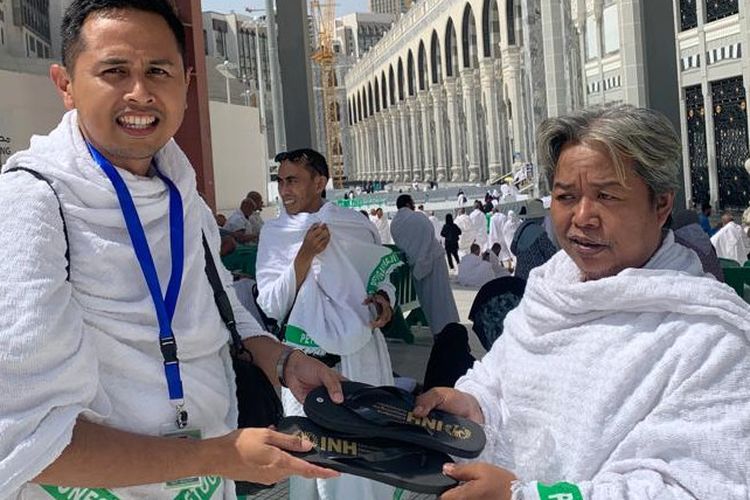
[536,105,681,197]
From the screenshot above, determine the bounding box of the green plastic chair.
[744,260,750,268]
[719,257,741,268]
[723,267,750,302]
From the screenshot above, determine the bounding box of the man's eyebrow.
[99,57,129,65]
[553,180,624,190]
[97,58,176,66]
[149,59,176,66]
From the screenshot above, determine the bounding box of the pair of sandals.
[277,381,486,494]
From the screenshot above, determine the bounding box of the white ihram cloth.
[256,202,396,374]
[0,110,270,500]
[256,202,395,500]
[454,213,474,256]
[223,208,247,232]
[428,214,443,243]
[373,215,392,244]
[456,232,750,500]
[457,253,494,288]
[711,220,748,264]
[470,208,488,251]
[489,212,511,260]
[503,210,522,258]
[487,251,511,278]
[390,208,459,335]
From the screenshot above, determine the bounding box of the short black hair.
[275,148,329,179]
[61,0,186,70]
[396,194,413,209]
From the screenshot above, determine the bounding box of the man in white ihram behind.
[255,148,398,500]
[416,105,750,500]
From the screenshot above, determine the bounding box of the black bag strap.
[4,167,71,280]
[201,232,252,359]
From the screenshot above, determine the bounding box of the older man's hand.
[414,387,485,425]
[440,462,516,500]
[363,291,392,329]
[284,350,344,404]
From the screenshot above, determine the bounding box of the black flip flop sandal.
[304,381,485,458]
[278,416,458,495]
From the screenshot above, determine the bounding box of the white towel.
[457,232,750,499]
[711,220,748,264]
[0,110,269,499]
[256,202,399,356]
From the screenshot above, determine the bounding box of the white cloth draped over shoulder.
[454,213,474,255]
[373,215,392,245]
[456,232,750,500]
[390,208,459,334]
[428,214,443,243]
[503,210,521,258]
[711,221,748,264]
[255,202,396,384]
[489,212,511,260]
[0,110,268,499]
[457,253,495,288]
[470,208,488,251]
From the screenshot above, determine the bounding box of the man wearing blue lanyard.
[0,1,344,498]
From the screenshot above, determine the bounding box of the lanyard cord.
[86,143,188,428]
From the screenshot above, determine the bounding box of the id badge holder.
[160,425,203,490]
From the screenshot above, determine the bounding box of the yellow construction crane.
[310,0,345,188]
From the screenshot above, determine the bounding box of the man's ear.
[50,65,76,110]
[655,191,675,227]
[316,175,328,193]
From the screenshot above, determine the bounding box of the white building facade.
[345,0,558,184]
[673,0,750,210]
[370,0,415,16]
[312,12,396,180]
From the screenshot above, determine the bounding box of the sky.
[200,0,370,17]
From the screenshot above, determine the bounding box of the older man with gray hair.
[416,105,750,500]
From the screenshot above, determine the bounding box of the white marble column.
[495,61,511,175]
[382,111,393,181]
[376,115,387,179]
[418,91,434,182]
[363,121,372,180]
[480,58,503,181]
[369,120,377,180]
[389,111,401,181]
[503,48,526,161]
[352,124,359,180]
[356,125,365,180]
[398,105,410,182]
[430,87,448,182]
[461,69,481,182]
[444,77,463,181]
[408,99,421,181]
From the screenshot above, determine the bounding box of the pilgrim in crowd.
[254,148,397,500]
[390,195,460,335]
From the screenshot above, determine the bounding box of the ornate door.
[685,85,710,205]
[711,76,750,210]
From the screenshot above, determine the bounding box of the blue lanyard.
[86,143,188,429]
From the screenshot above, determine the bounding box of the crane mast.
[311,0,344,188]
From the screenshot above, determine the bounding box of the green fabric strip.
[173,476,222,500]
[42,485,119,500]
[284,324,321,349]
[366,251,402,295]
[537,481,583,500]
